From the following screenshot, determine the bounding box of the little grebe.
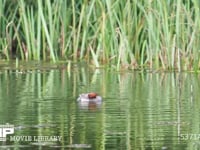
[77,92,102,102]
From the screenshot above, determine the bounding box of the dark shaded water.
[0,64,200,149]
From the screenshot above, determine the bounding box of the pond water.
[0,63,200,149]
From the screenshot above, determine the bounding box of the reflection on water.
[0,65,200,149]
[78,101,102,111]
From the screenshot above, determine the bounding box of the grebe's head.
[88,92,97,99]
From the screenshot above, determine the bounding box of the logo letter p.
[3,128,14,137]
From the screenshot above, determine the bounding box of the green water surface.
[0,64,199,150]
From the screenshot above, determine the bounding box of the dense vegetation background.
[0,0,200,70]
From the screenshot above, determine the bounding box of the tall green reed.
[1,0,200,71]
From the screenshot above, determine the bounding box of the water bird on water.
[77,92,102,102]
